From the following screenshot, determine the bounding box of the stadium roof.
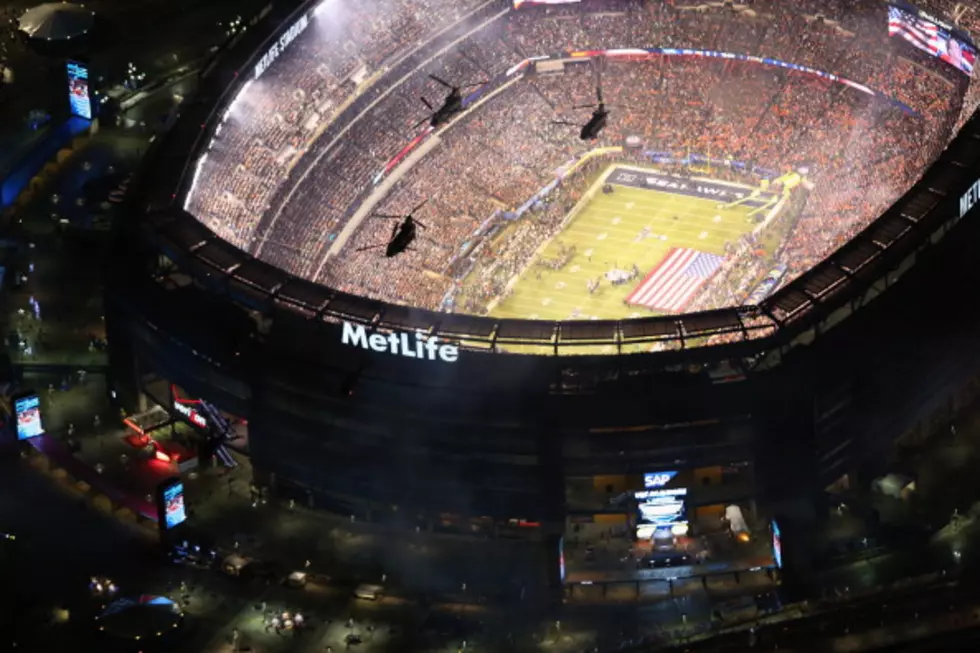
[18,3,95,41]
[133,0,980,356]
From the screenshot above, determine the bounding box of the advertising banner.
[158,477,188,530]
[67,61,92,120]
[771,519,783,569]
[744,265,788,305]
[634,487,687,540]
[14,393,44,440]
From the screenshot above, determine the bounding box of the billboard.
[888,4,976,75]
[634,487,687,540]
[158,478,188,530]
[14,393,44,440]
[558,536,566,583]
[771,519,783,569]
[66,61,93,120]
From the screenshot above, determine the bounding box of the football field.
[489,168,759,321]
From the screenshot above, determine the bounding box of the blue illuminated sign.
[644,471,678,488]
[14,394,44,440]
[67,61,92,120]
[162,482,187,529]
[771,520,783,569]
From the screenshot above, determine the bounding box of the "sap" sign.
[643,471,678,489]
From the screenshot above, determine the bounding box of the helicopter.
[356,199,428,258]
[416,74,486,129]
[554,60,611,140]
[554,83,609,141]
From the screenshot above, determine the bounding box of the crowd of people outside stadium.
[186,0,972,322]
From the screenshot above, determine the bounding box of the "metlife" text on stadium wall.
[341,322,459,363]
[254,14,309,80]
[961,177,980,220]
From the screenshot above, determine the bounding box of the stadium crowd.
[186,0,971,319]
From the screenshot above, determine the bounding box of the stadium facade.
[110,0,980,583]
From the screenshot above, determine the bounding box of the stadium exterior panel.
[110,0,980,579]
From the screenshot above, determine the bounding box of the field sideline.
[489,166,758,322]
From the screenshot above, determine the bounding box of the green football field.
[489,171,758,321]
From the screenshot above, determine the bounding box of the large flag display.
[626,248,724,312]
[887,4,976,75]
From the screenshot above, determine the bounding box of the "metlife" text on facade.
[341,322,459,363]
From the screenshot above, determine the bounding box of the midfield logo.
[341,322,459,363]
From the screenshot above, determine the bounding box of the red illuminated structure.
[121,404,190,465]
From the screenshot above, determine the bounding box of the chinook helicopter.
[554,61,611,140]
[356,199,429,258]
[415,74,487,129]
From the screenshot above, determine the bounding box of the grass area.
[489,168,759,321]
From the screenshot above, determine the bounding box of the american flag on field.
[626,248,724,312]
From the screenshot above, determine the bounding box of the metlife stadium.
[110,0,980,585]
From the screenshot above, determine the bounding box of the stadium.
[110,0,980,589]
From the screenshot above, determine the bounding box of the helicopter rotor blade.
[356,243,388,253]
[428,73,453,88]
[413,115,432,129]
[596,85,604,104]
[370,213,404,219]
[572,103,596,110]
[552,120,579,127]
[413,219,427,229]
[408,198,429,216]
[420,96,435,111]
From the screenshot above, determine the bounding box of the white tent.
[725,504,749,534]
[19,3,95,41]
